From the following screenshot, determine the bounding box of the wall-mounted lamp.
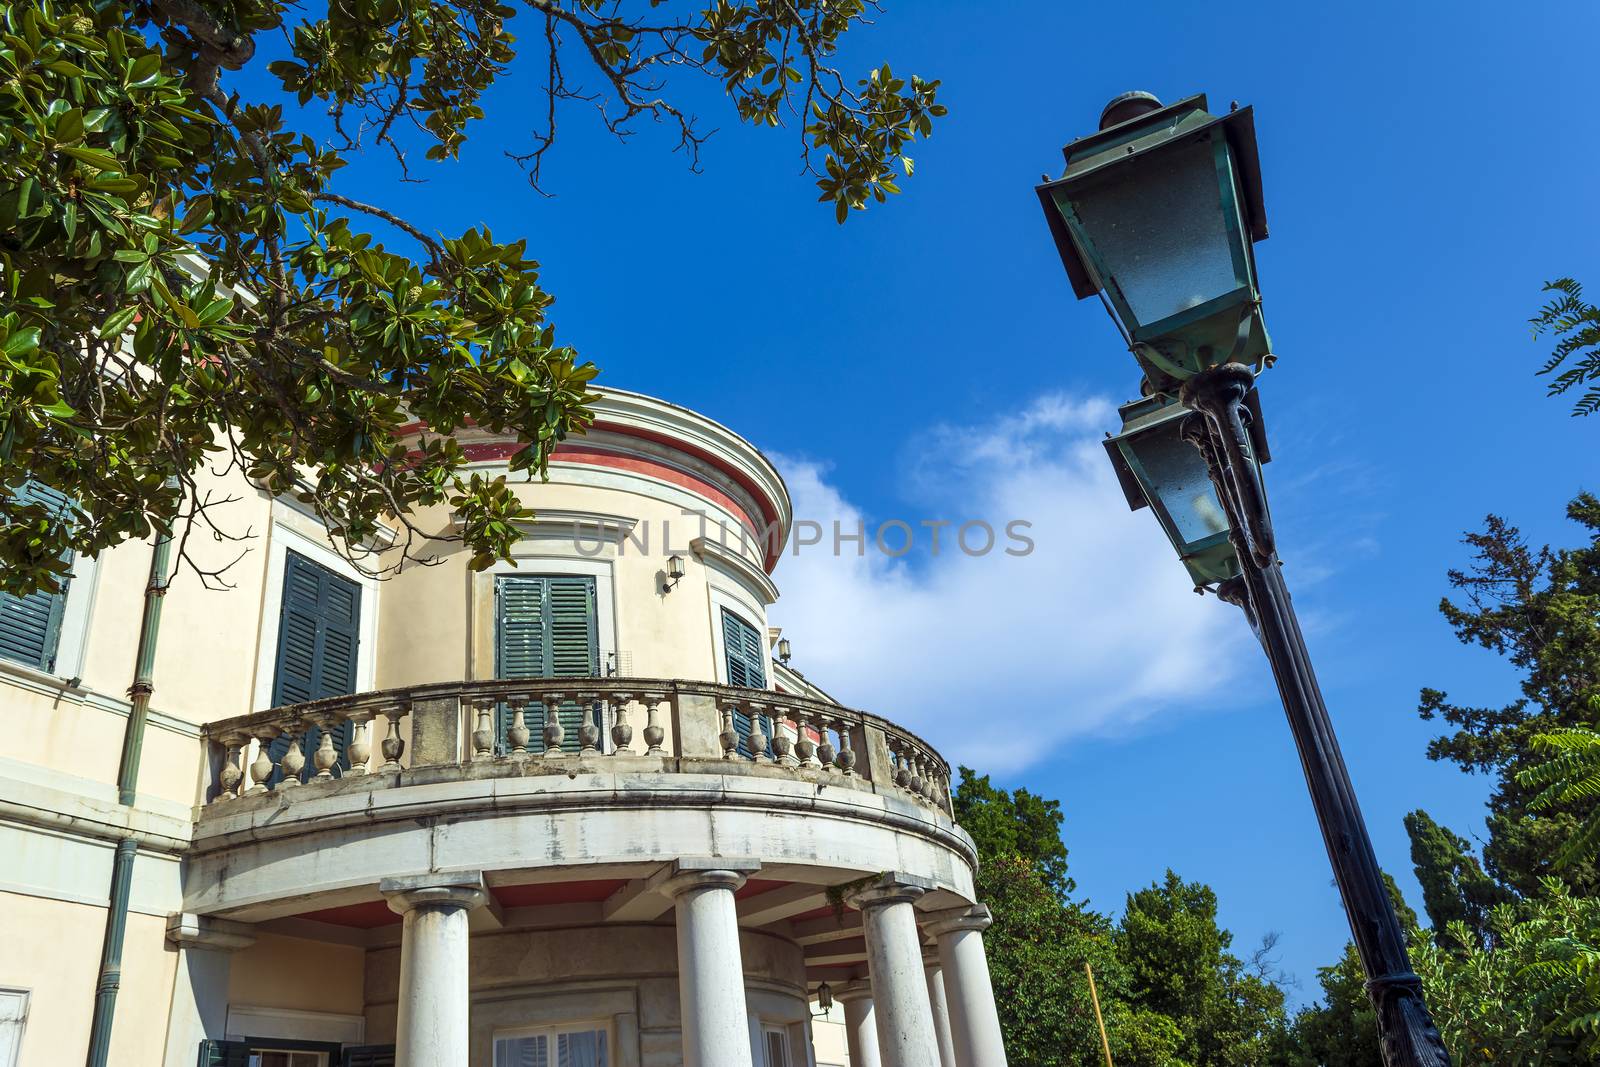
[662,554,686,593]
[813,982,833,1017]
[777,638,792,665]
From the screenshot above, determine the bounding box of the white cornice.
[590,390,792,551]
[691,535,780,606]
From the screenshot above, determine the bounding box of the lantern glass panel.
[1128,419,1229,546]
[1072,138,1244,329]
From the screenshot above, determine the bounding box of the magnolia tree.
[0,0,944,593]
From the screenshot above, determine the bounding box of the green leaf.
[98,306,139,338]
[3,327,41,356]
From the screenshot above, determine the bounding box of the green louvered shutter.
[495,575,598,753]
[0,482,74,672]
[341,1045,397,1067]
[196,1039,250,1067]
[721,609,769,757]
[268,551,362,782]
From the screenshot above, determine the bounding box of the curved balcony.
[187,679,972,923]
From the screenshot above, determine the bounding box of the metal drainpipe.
[85,506,175,1067]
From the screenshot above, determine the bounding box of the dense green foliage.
[1412,881,1600,1061]
[1532,278,1600,416]
[1517,719,1600,871]
[1289,942,1382,1067]
[1414,495,1600,898]
[953,769,1295,1066]
[0,0,943,594]
[1405,809,1508,948]
[1288,496,1600,1064]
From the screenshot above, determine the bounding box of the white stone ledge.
[182,771,977,921]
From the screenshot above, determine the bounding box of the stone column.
[664,857,760,1067]
[381,872,490,1067]
[835,982,881,1067]
[850,874,941,1067]
[924,949,958,1067]
[160,914,256,1067]
[929,905,1008,1067]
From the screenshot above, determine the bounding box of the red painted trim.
[589,420,784,571]
[553,445,759,536]
[400,416,785,571]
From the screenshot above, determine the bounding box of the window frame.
[760,1023,792,1067]
[251,513,379,712]
[494,572,602,754]
[0,482,97,680]
[0,987,29,1067]
[490,1019,615,1067]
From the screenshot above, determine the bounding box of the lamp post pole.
[1181,364,1452,1067]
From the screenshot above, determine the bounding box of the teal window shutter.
[341,1045,397,1067]
[495,575,598,753]
[0,481,74,672]
[196,1039,250,1067]
[268,551,362,782]
[721,609,769,756]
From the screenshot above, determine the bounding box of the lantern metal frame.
[1104,390,1271,587]
[1036,95,1273,386]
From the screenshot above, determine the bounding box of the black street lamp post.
[1038,93,1453,1066]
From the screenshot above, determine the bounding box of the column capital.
[925,903,992,937]
[381,871,490,915]
[662,856,761,898]
[846,871,935,910]
[165,912,257,952]
[833,980,875,1005]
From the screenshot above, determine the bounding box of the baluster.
[747,703,769,762]
[719,705,739,759]
[543,694,565,756]
[834,717,857,776]
[816,717,836,772]
[217,733,245,801]
[610,693,635,755]
[506,694,531,756]
[278,724,307,788]
[346,711,372,775]
[794,709,818,768]
[312,714,341,779]
[247,726,278,795]
[908,752,926,799]
[380,705,407,771]
[472,700,495,759]
[641,692,667,756]
[577,691,601,755]
[769,709,794,766]
[890,737,910,789]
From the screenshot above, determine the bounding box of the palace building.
[0,389,1009,1067]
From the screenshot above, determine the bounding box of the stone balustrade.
[197,678,953,817]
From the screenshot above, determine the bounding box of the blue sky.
[237,1,1599,1000]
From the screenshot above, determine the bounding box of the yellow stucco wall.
[227,932,367,1017]
[0,893,175,1067]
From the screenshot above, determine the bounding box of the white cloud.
[767,393,1247,775]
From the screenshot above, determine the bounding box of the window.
[0,989,28,1067]
[493,1024,610,1067]
[253,1053,324,1067]
[0,482,73,672]
[720,608,770,756]
[762,1026,791,1067]
[267,550,363,782]
[197,1041,388,1067]
[496,575,599,753]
